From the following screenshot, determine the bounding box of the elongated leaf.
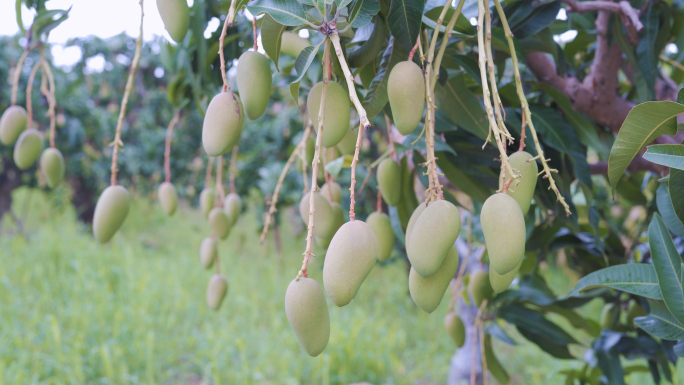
[435,73,489,140]
[288,43,322,104]
[593,331,625,385]
[608,101,683,190]
[635,4,659,101]
[348,0,380,28]
[643,144,684,170]
[498,304,577,345]
[362,37,406,119]
[484,335,510,384]
[437,155,491,203]
[635,300,684,340]
[649,213,684,324]
[568,264,662,300]
[445,55,481,87]
[387,0,424,51]
[334,0,353,8]
[504,0,560,39]
[674,341,684,357]
[312,0,327,17]
[670,168,684,229]
[247,0,309,26]
[613,20,650,104]
[656,183,684,238]
[261,14,286,71]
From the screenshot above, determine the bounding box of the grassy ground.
[0,188,680,384]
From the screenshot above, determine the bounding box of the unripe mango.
[199,188,214,218]
[323,221,379,306]
[223,193,241,226]
[320,182,342,203]
[481,193,526,274]
[316,202,345,249]
[409,245,459,313]
[207,274,228,310]
[13,128,43,170]
[377,159,402,206]
[236,51,272,120]
[158,182,178,216]
[285,277,330,357]
[39,147,65,188]
[299,192,336,238]
[202,92,244,156]
[367,212,395,262]
[506,151,538,215]
[626,300,646,325]
[600,303,617,329]
[93,185,131,243]
[336,127,357,155]
[307,81,351,148]
[407,200,461,277]
[199,237,217,269]
[405,203,426,249]
[468,270,493,307]
[489,259,521,293]
[156,0,189,43]
[444,312,466,347]
[208,207,231,239]
[280,32,309,57]
[0,106,27,145]
[388,61,425,135]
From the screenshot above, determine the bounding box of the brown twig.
[253,17,259,51]
[376,187,382,212]
[408,35,421,61]
[349,123,365,220]
[562,0,642,43]
[11,49,31,106]
[164,112,181,183]
[215,156,226,206]
[219,8,235,93]
[110,0,144,186]
[229,146,238,194]
[39,55,57,148]
[25,58,43,130]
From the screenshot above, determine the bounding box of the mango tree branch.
[110,0,144,186]
[260,121,313,244]
[219,5,237,93]
[11,49,31,106]
[329,32,371,130]
[25,58,43,130]
[297,39,331,280]
[39,56,57,148]
[430,0,467,91]
[348,122,365,219]
[164,111,181,183]
[493,0,571,216]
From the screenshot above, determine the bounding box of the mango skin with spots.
[0,105,27,145]
[40,147,65,188]
[407,200,461,277]
[13,128,43,170]
[377,159,402,206]
[93,185,131,244]
[307,81,351,148]
[409,245,459,313]
[285,277,330,357]
[367,212,395,262]
[388,61,425,135]
[506,151,538,215]
[156,0,189,43]
[202,92,244,156]
[323,221,379,307]
[481,193,526,274]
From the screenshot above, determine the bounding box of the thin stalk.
[110,0,144,186]
[39,55,57,148]
[384,114,396,159]
[164,112,181,183]
[219,4,236,93]
[11,49,31,106]
[252,18,258,51]
[329,33,371,130]
[348,122,365,220]
[492,0,571,216]
[431,0,467,91]
[229,146,238,194]
[204,156,214,189]
[479,321,489,385]
[297,39,331,280]
[25,58,43,130]
[215,156,226,206]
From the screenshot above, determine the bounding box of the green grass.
[0,188,680,384]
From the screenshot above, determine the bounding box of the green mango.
[600,303,617,329]
[320,182,342,203]
[0,105,27,145]
[209,207,231,239]
[407,200,461,277]
[236,51,272,120]
[199,188,214,218]
[409,245,459,313]
[39,147,65,188]
[315,202,345,249]
[323,221,378,306]
[377,159,402,206]
[489,259,521,293]
[481,193,526,274]
[626,300,647,325]
[158,182,178,216]
[444,312,465,347]
[207,274,228,310]
[280,32,309,57]
[93,185,131,243]
[285,277,330,357]
[336,126,357,155]
[202,92,244,156]
[13,128,43,170]
[199,237,217,269]
[367,212,395,262]
[506,151,538,215]
[307,81,351,148]
[223,193,241,226]
[156,0,189,43]
[299,192,336,238]
[468,270,493,307]
[388,61,425,135]
[405,203,426,249]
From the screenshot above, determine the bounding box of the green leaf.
[669,168,684,229]
[324,155,353,178]
[593,331,625,385]
[643,144,684,170]
[499,304,575,359]
[608,101,683,191]
[678,88,684,105]
[437,154,492,204]
[247,0,309,26]
[568,264,662,300]
[484,335,510,384]
[435,73,489,141]
[347,17,387,69]
[261,14,287,72]
[635,300,684,340]
[387,0,424,51]
[649,213,684,324]
[395,156,419,229]
[503,0,560,39]
[362,37,406,119]
[445,55,481,87]
[538,84,609,159]
[312,0,327,17]
[348,0,381,28]
[636,4,659,101]
[334,0,353,8]
[16,0,25,34]
[289,43,323,104]
[656,183,684,238]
